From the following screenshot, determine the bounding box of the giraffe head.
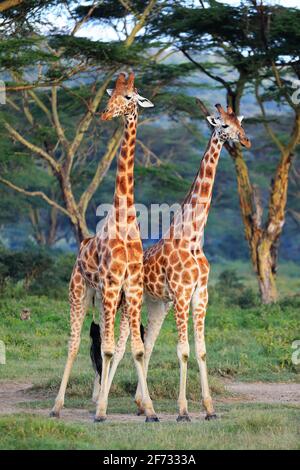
[207,104,251,148]
[101,72,154,121]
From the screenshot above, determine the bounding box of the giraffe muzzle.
[240,137,251,149]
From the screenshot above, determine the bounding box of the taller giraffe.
[50,72,159,423]
[98,104,251,421]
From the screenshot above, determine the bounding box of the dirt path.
[0,380,299,424]
[226,381,300,404]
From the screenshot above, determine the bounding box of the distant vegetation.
[0,0,299,303]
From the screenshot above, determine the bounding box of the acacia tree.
[152,0,300,303]
[0,0,161,243]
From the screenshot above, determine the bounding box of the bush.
[30,252,75,298]
[0,246,76,299]
[0,246,53,290]
[215,269,258,308]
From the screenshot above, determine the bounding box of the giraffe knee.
[102,342,115,358]
[177,342,190,362]
[132,340,145,360]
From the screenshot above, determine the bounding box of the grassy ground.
[0,264,299,449]
[0,404,299,450]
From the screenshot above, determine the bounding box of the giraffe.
[94,103,251,421]
[50,72,159,423]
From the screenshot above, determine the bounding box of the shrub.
[0,246,76,299]
[215,269,258,308]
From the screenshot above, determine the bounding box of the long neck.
[185,130,223,208]
[114,110,138,210]
[169,130,223,241]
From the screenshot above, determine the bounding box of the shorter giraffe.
[97,104,251,421]
[50,72,159,423]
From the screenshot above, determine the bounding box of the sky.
[44,0,300,42]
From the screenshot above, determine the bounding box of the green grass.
[0,267,299,449]
[0,291,299,388]
[0,404,299,450]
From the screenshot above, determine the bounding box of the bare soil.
[225,381,300,404]
[0,380,299,424]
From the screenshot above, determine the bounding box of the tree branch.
[0,176,71,219]
[71,0,101,36]
[181,49,233,94]
[51,85,69,150]
[78,126,123,215]
[255,79,285,153]
[4,121,60,174]
[125,0,157,47]
[64,71,116,176]
[0,0,22,12]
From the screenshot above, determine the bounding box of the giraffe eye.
[125,95,131,100]
[222,124,229,129]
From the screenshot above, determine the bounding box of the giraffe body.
[50,72,158,422]
[101,104,251,420]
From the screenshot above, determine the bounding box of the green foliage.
[0,37,58,69]
[214,269,259,308]
[49,36,146,66]
[76,0,151,22]
[0,246,75,298]
[0,246,52,290]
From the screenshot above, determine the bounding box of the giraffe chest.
[143,241,201,301]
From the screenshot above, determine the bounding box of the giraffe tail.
[140,322,145,343]
[90,321,102,379]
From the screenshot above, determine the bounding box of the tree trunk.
[59,172,90,244]
[256,236,278,304]
[46,206,58,247]
[29,207,46,246]
[73,214,90,244]
[232,147,283,304]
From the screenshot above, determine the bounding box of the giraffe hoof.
[94,416,107,423]
[49,410,60,418]
[145,415,160,423]
[176,414,191,423]
[205,413,218,421]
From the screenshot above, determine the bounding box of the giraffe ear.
[106,89,113,97]
[207,116,218,126]
[237,115,244,124]
[137,94,154,108]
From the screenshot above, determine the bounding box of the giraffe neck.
[169,130,224,242]
[186,130,223,207]
[114,109,138,210]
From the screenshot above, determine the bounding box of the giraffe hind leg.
[50,271,91,418]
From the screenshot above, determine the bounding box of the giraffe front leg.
[192,284,217,420]
[50,271,88,418]
[135,297,168,415]
[174,297,191,423]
